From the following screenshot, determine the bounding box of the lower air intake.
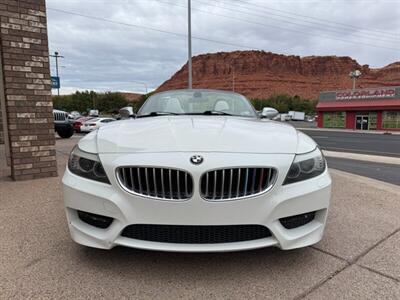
[121,224,272,244]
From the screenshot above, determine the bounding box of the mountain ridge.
[156,51,400,99]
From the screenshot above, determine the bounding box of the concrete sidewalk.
[1,138,399,299]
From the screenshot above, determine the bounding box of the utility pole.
[50,51,64,96]
[91,91,95,109]
[187,0,192,89]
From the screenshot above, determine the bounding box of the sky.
[46,0,400,94]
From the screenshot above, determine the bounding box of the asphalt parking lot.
[1,137,399,299]
[300,129,400,157]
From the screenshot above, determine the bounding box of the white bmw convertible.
[63,89,331,252]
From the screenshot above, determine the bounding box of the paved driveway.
[1,138,399,299]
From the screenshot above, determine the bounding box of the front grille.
[280,211,316,229]
[121,224,272,244]
[200,167,276,200]
[117,167,193,200]
[53,111,67,121]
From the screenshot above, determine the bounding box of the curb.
[298,128,400,135]
[323,150,400,165]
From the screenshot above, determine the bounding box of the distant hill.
[156,50,400,100]
[120,92,143,102]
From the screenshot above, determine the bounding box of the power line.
[180,0,400,44]
[191,0,400,46]
[212,0,400,42]
[47,4,400,53]
[226,0,400,38]
[56,0,399,43]
[47,7,262,50]
[150,0,400,51]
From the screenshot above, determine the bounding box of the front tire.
[56,126,74,138]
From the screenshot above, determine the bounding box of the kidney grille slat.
[200,167,276,200]
[118,167,193,200]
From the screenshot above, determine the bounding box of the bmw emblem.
[190,155,203,165]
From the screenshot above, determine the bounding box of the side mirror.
[119,107,135,119]
[261,107,279,119]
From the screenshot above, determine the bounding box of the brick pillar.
[0,0,57,180]
[0,106,3,144]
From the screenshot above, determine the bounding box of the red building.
[316,86,400,131]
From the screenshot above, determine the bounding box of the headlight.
[283,147,326,185]
[68,146,110,184]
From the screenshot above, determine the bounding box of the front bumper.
[62,152,331,252]
[80,126,96,132]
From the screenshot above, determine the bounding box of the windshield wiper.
[203,110,233,116]
[137,111,181,118]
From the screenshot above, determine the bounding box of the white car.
[63,89,331,252]
[80,117,116,132]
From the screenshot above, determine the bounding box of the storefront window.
[323,112,345,128]
[382,112,400,129]
[369,112,377,130]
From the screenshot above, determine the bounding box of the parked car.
[306,116,316,122]
[69,111,81,119]
[288,111,305,121]
[53,109,74,138]
[80,117,116,133]
[63,89,331,252]
[72,116,94,133]
[89,109,99,117]
[280,113,291,121]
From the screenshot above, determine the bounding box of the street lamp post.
[50,51,64,96]
[188,0,192,89]
[132,81,148,94]
[349,70,362,90]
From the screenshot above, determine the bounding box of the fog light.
[77,210,113,229]
[279,211,316,229]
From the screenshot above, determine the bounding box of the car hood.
[91,116,311,154]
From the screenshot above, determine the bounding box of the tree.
[52,91,129,114]
[250,94,317,115]
[96,92,129,114]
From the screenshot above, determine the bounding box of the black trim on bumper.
[77,210,113,229]
[279,211,316,229]
[121,224,272,244]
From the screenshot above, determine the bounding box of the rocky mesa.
[156,51,400,100]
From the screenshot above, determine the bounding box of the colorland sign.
[336,87,398,100]
[319,87,400,102]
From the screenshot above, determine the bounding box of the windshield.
[138,90,257,117]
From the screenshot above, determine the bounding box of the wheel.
[56,126,74,138]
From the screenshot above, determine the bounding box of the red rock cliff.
[156,51,400,100]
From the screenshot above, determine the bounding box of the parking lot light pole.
[188,0,192,89]
[50,51,64,96]
[132,81,148,94]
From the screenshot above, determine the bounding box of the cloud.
[46,0,400,94]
